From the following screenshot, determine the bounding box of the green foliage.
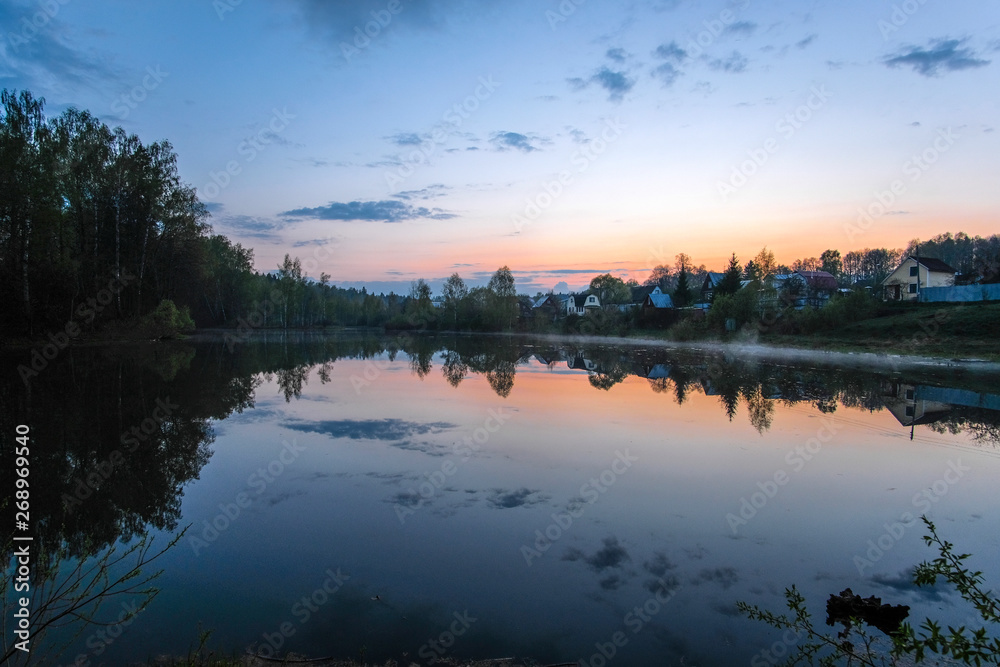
[141,299,196,338]
[708,284,760,331]
[487,266,518,331]
[821,249,843,279]
[669,317,705,341]
[589,273,631,305]
[716,253,744,298]
[2,529,186,664]
[673,265,692,307]
[739,517,1000,666]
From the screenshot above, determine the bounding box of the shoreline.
[6,327,1000,376]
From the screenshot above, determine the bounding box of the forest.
[2,89,998,341]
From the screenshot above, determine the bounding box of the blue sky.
[2,0,998,294]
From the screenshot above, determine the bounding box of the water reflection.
[3,332,999,664]
[5,334,998,555]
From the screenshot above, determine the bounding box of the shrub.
[739,517,1000,666]
[142,299,196,338]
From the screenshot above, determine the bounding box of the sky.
[1,0,998,294]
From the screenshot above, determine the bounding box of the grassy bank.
[760,301,1000,361]
[622,301,1000,362]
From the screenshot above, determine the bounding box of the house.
[642,292,674,311]
[531,294,562,321]
[795,270,839,308]
[631,284,662,305]
[604,284,665,312]
[762,270,837,310]
[881,256,958,301]
[564,293,601,316]
[701,272,726,303]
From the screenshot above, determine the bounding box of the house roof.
[913,256,958,274]
[880,256,959,284]
[630,284,661,302]
[568,294,600,308]
[703,272,726,288]
[532,296,548,308]
[795,270,838,291]
[645,293,674,309]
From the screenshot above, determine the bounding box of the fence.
[919,284,1000,303]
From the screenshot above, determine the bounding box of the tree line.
[3,88,997,340]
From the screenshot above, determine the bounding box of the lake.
[4,332,1000,666]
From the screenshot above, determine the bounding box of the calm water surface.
[4,333,1000,666]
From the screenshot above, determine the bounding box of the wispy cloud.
[282,200,456,222]
[707,51,749,73]
[605,47,630,63]
[214,214,286,243]
[884,38,990,77]
[654,41,688,64]
[569,65,636,102]
[385,132,424,146]
[796,34,817,49]
[0,1,123,97]
[724,21,757,36]
[392,184,449,200]
[489,131,543,153]
[651,41,688,87]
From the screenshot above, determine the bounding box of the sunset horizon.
[3,0,997,295]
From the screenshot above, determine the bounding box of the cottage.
[700,272,726,303]
[763,270,837,310]
[881,256,958,301]
[642,292,674,311]
[631,284,662,304]
[564,293,601,316]
[795,270,839,308]
[531,294,563,321]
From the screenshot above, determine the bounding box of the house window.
[909,266,919,277]
[905,389,914,400]
[908,284,917,294]
[905,406,914,417]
